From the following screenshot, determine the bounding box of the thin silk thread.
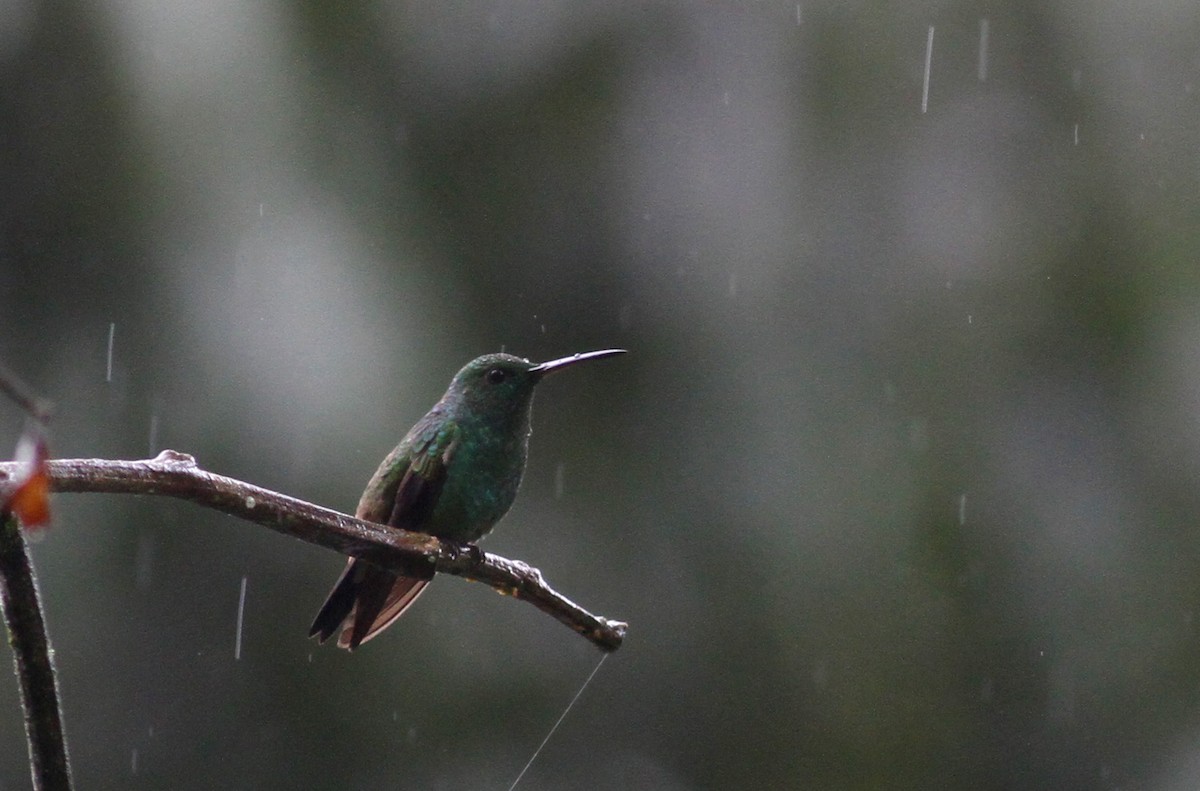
[507,653,609,791]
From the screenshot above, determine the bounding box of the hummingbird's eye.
[486,368,507,384]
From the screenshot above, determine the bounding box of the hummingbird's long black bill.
[530,349,626,377]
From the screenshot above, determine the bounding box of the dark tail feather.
[309,558,364,643]
[309,558,430,650]
[339,572,429,650]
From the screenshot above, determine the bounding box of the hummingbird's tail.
[339,573,429,649]
[308,558,360,643]
[309,558,430,650]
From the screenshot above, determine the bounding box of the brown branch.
[0,451,627,652]
[0,361,71,790]
[0,514,73,791]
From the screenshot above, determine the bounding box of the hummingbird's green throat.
[309,348,625,649]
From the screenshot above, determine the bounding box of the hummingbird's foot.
[444,540,485,569]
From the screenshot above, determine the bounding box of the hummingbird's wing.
[309,417,460,650]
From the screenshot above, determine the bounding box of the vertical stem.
[0,514,72,791]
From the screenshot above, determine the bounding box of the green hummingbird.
[309,348,625,649]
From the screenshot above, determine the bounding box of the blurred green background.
[4,1,1200,789]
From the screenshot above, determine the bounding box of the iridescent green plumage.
[309,349,624,649]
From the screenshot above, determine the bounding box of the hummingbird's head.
[447,349,626,417]
[449,353,542,414]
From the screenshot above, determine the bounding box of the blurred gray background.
[3,1,1200,789]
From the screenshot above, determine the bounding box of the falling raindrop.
[1073,123,1080,145]
[977,19,989,81]
[147,413,160,457]
[234,576,248,660]
[728,272,738,298]
[554,462,565,499]
[106,322,115,383]
[795,4,803,24]
[958,493,967,525]
[921,26,934,113]
[131,748,138,775]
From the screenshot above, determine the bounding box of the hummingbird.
[309,348,625,649]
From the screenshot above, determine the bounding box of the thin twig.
[0,514,72,791]
[0,361,70,790]
[0,362,52,423]
[0,452,628,652]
